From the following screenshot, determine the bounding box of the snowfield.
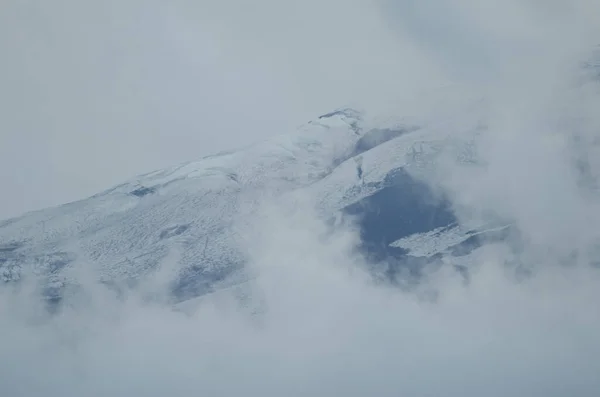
[0,94,513,304]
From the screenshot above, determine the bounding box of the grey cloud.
[2,197,600,396]
[2,1,600,396]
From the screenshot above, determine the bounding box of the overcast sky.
[1,0,599,221]
[0,0,446,220]
[3,2,600,396]
[3,1,597,220]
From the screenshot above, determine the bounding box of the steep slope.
[0,100,495,304]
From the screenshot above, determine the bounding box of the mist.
[2,0,600,396]
[2,197,600,396]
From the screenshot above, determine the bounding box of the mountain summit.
[0,101,503,305]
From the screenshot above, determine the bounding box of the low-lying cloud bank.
[2,197,600,397]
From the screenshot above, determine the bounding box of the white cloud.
[2,195,600,396]
[1,1,600,395]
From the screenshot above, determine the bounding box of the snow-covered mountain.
[0,96,508,306]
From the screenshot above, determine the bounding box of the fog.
[2,199,600,396]
[2,0,600,396]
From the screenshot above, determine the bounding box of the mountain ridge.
[0,99,497,305]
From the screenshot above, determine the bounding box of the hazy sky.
[3,1,597,220]
[0,0,445,220]
[2,2,600,396]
